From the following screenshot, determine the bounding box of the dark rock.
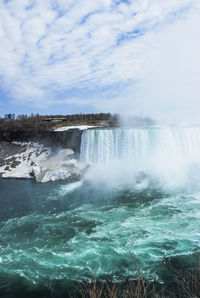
[11,160,21,168]
[0,142,26,167]
[29,169,35,177]
[0,129,83,153]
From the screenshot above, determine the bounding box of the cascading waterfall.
[80,126,200,184]
[1,126,200,296]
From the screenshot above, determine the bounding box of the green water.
[0,177,200,296]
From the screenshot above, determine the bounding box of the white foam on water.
[59,181,83,194]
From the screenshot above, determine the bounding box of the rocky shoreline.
[0,129,84,183]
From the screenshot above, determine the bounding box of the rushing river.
[0,127,200,296]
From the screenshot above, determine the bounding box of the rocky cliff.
[0,129,83,153]
[0,128,85,182]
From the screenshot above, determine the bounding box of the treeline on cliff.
[0,113,119,142]
[0,113,119,131]
[0,113,155,143]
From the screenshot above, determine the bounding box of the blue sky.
[0,0,200,120]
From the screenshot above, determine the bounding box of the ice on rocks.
[0,142,81,183]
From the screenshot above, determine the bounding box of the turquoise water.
[0,176,200,296]
[1,127,200,296]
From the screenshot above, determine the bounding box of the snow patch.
[0,143,81,183]
[54,125,98,131]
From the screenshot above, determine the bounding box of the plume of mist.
[95,9,200,124]
[118,115,156,127]
[80,126,200,190]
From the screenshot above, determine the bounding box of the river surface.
[0,127,200,296]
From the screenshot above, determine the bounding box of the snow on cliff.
[0,142,81,183]
[54,125,98,131]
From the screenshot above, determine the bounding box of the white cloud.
[109,8,200,122]
[0,0,199,120]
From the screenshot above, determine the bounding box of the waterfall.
[80,127,200,164]
[80,127,200,184]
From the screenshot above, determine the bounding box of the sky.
[0,0,200,121]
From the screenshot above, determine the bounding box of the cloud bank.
[0,0,199,120]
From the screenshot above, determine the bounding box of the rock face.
[0,142,26,167]
[0,142,81,183]
[0,127,84,183]
[34,159,80,183]
[32,149,81,183]
[0,129,83,153]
